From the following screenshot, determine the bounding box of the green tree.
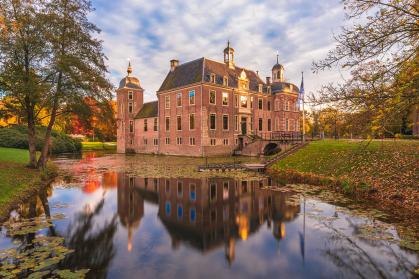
[0,0,112,168]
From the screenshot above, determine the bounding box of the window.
[177,115,182,131]
[153,118,158,131]
[235,115,239,131]
[130,138,133,145]
[144,119,148,131]
[250,96,254,108]
[290,119,294,131]
[165,95,170,109]
[165,137,170,144]
[250,116,254,131]
[210,113,216,130]
[275,117,279,131]
[176,137,182,145]
[189,137,195,145]
[235,95,239,107]
[267,101,271,111]
[165,117,170,131]
[177,181,183,197]
[165,201,171,216]
[129,120,134,133]
[189,113,195,130]
[153,138,158,145]
[235,138,238,145]
[240,96,248,108]
[210,183,217,202]
[222,92,229,106]
[285,100,290,111]
[258,84,262,93]
[189,184,196,201]
[143,138,148,145]
[128,91,133,100]
[223,138,229,145]
[285,118,289,131]
[223,115,229,130]
[223,181,229,200]
[177,205,183,220]
[210,74,216,83]
[258,98,263,109]
[275,100,280,111]
[128,102,133,113]
[268,119,272,131]
[223,76,228,86]
[209,90,216,105]
[258,118,263,131]
[189,90,195,105]
[210,138,216,146]
[176,92,182,107]
[190,207,196,223]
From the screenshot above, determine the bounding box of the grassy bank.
[81,141,116,151]
[0,147,57,218]
[269,139,418,212]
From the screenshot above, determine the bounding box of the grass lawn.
[0,147,38,211]
[82,141,116,151]
[270,139,418,208]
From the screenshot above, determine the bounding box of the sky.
[89,0,348,102]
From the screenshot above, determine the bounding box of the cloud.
[90,0,346,102]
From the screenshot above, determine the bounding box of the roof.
[158,58,204,92]
[158,57,265,92]
[272,63,284,71]
[271,81,299,94]
[135,101,158,119]
[119,76,142,90]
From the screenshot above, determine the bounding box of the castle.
[116,42,301,156]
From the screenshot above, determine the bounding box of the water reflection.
[116,175,300,262]
[1,171,417,279]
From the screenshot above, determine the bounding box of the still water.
[0,153,417,278]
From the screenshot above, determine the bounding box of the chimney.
[266,77,271,85]
[170,59,179,72]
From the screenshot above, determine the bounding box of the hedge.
[0,125,81,154]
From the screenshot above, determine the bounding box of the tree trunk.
[37,73,62,168]
[27,114,37,168]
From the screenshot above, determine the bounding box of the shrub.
[0,125,81,154]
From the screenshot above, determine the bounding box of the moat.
[0,152,417,278]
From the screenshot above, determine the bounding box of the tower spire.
[300,71,304,94]
[127,61,132,76]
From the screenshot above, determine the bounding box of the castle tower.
[272,55,284,83]
[116,62,144,153]
[223,41,235,69]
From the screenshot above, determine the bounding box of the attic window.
[223,76,228,86]
[210,74,216,83]
[258,84,262,93]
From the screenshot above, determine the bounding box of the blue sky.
[90,0,347,102]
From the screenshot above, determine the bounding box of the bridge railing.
[253,131,303,142]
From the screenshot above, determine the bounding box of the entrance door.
[241,117,247,135]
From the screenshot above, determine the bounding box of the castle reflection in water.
[116,173,300,264]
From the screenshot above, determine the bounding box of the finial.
[276,51,279,64]
[127,61,132,76]
[227,40,230,48]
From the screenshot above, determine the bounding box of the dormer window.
[223,76,228,86]
[258,84,262,93]
[128,91,133,100]
[210,74,216,83]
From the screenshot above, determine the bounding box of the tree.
[0,0,112,168]
[312,0,418,137]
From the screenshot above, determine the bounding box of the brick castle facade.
[117,42,301,156]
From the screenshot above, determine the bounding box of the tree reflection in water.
[59,194,118,279]
[320,217,417,279]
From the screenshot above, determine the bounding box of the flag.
[297,72,304,108]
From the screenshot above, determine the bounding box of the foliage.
[0,125,81,153]
[0,0,112,168]
[270,139,419,210]
[81,141,116,151]
[312,0,418,138]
